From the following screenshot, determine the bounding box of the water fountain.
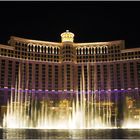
[3,64,140,129]
[122,90,140,129]
[3,87,115,129]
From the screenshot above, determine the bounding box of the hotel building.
[0,30,140,104]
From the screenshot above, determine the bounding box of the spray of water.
[2,64,120,129]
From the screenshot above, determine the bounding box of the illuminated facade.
[0,30,140,104]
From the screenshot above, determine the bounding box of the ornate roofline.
[9,36,125,48]
[0,44,15,50]
[121,48,140,53]
[10,36,62,46]
[74,40,125,47]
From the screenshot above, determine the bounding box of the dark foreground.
[0,129,140,139]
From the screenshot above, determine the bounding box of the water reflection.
[1,129,140,139]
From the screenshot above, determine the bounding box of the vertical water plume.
[3,63,118,129]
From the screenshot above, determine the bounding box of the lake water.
[0,129,140,139]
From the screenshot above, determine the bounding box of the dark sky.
[0,1,140,49]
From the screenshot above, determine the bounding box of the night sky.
[0,1,140,49]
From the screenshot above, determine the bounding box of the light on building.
[61,30,74,43]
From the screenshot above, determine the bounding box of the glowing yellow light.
[61,30,74,42]
[122,119,140,129]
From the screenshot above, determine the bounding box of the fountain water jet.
[3,64,117,129]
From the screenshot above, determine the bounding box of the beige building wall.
[0,31,140,102]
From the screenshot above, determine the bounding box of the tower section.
[61,30,76,62]
[60,30,76,92]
